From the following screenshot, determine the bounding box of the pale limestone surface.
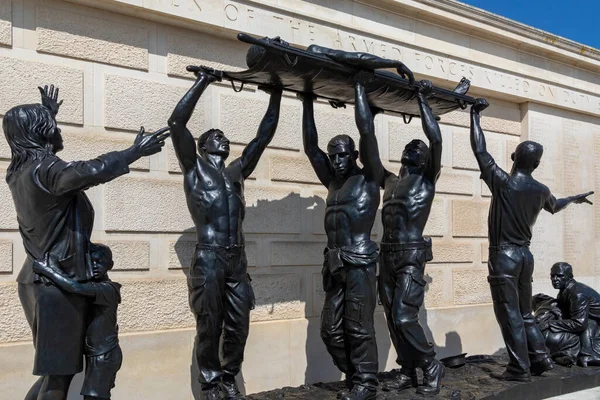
[103,240,150,271]
[0,57,83,124]
[0,0,599,396]
[0,240,12,273]
[0,0,10,47]
[105,74,205,132]
[36,5,149,70]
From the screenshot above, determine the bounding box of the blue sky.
[459,0,600,50]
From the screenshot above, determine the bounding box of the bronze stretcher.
[218,33,476,122]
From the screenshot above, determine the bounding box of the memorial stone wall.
[0,0,599,398]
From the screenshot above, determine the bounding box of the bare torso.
[184,157,245,246]
[325,171,380,247]
[382,173,435,243]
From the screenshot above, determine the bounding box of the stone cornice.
[415,0,600,61]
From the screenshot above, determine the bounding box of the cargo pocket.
[345,298,363,325]
[402,274,426,308]
[322,264,334,292]
[187,276,207,313]
[321,305,334,333]
[487,276,510,303]
[247,273,256,310]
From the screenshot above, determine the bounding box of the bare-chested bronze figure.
[364,80,446,396]
[168,66,282,400]
[301,75,382,400]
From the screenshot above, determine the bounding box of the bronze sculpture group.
[3,35,595,400]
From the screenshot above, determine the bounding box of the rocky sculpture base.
[247,356,600,400]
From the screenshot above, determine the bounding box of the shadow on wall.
[170,191,468,397]
[421,274,463,359]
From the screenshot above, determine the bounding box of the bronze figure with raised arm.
[5,85,168,400]
[168,66,282,400]
[301,72,381,400]
[470,98,593,382]
[374,81,445,396]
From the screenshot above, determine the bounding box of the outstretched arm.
[354,79,386,186]
[471,98,509,191]
[417,80,442,183]
[237,87,282,179]
[308,45,414,85]
[544,191,594,214]
[168,67,219,173]
[32,254,96,297]
[301,94,333,188]
[470,98,493,171]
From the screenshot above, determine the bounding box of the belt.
[381,238,431,252]
[196,243,245,252]
[488,242,530,251]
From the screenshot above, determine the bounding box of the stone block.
[270,155,320,184]
[250,273,304,322]
[481,180,492,197]
[169,240,195,270]
[388,120,425,163]
[313,103,358,149]
[0,283,31,343]
[423,197,446,237]
[481,242,489,263]
[244,185,303,234]
[440,109,469,128]
[243,319,292,393]
[102,240,149,271]
[0,57,83,124]
[60,130,149,170]
[219,94,302,150]
[167,28,247,77]
[112,330,192,400]
[506,138,520,170]
[105,74,203,132]
[270,241,324,266]
[453,267,492,305]
[105,176,192,232]
[424,266,447,308]
[312,272,325,316]
[0,240,13,273]
[0,342,36,398]
[431,240,473,263]
[118,278,193,333]
[436,169,474,195]
[452,128,503,170]
[36,6,148,70]
[0,168,17,230]
[452,200,489,238]
[0,1,11,47]
[168,240,257,269]
[480,102,521,136]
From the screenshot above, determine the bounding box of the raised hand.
[397,63,415,85]
[186,65,222,82]
[38,84,63,116]
[133,126,170,156]
[572,191,594,205]
[418,80,434,97]
[472,98,490,114]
